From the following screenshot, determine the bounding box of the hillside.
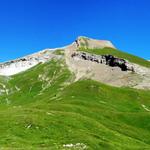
[0,37,150,149]
[0,59,150,149]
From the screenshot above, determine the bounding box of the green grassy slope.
[0,59,150,149]
[79,47,150,68]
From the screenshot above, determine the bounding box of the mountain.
[1,36,150,89]
[0,36,115,76]
[0,36,150,149]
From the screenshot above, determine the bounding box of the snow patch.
[0,50,61,76]
[0,61,38,76]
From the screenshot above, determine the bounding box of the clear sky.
[0,0,150,62]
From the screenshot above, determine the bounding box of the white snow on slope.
[0,49,62,76]
[0,61,37,76]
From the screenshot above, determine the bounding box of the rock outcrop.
[71,52,134,72]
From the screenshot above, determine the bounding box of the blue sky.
[0,0,150,62]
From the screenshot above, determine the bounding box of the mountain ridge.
[0,36,150,89]
[0,36,115,76]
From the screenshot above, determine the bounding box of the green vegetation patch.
[0,58,149,149]
[53,49,65,55]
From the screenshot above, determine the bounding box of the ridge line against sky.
[0,0,150,62]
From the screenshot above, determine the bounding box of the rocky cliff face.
[71,51,135,71]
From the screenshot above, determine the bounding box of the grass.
[0,58,150,149]
[79,47,150,68]
[52,49,65,55]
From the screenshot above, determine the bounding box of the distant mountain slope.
[0,59,150,149]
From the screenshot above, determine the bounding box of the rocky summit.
[0,36,150,149]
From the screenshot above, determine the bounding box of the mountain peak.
[75,36,116,49]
